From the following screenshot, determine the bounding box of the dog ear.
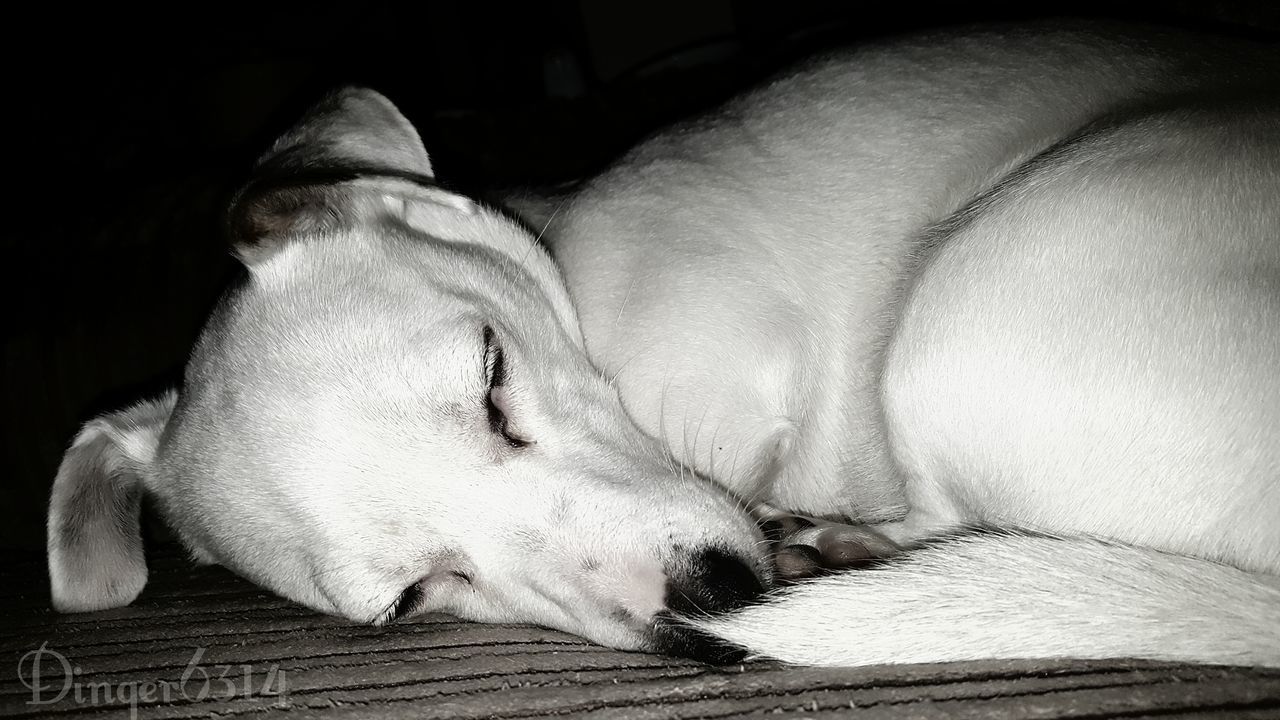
[228,87,437,263]
[48,391,177,612]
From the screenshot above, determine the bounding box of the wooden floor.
[2,553,1278,719]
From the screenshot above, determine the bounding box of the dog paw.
[761,515,901,585]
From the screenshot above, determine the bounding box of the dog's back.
[548,25,1276,522]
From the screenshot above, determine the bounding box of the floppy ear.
[48,391,176,612]
[229,87,450,263]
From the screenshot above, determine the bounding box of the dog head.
[47,89,767,658]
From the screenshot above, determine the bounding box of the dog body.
[49,24,1280,666]
[538,25,1280,663]
[551,26,1278,554]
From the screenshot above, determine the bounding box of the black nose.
[649,547,764,664]
[666,547,764,616]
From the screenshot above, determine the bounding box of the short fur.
[49,24,1279,666]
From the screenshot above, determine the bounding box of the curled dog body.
[49,24,1280,666]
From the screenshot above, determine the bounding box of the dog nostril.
[665,547,764,616]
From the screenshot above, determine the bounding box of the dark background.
[5,1,1277,554]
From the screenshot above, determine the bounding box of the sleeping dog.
[48,23,1279,666]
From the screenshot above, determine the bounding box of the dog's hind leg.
[687,532,1280,667]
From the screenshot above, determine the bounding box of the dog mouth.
[499,543,768,661]
[646,612,751,663]
[643,545,765,663]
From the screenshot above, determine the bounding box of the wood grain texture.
[2,553,1277,719]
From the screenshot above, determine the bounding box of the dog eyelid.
[376,581,424,626]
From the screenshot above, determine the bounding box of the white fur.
[48,27,1279,666]
[546,25,1280,664]
[47,88,768,654]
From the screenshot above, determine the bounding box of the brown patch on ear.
[230,182,353,264]
[225,86,435,265]
[225,158,446,265]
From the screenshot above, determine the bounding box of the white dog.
[48,23,1279,667]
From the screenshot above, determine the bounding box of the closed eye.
[375,582,424,626]
[375,570,474,626]
[483,326,531,448]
